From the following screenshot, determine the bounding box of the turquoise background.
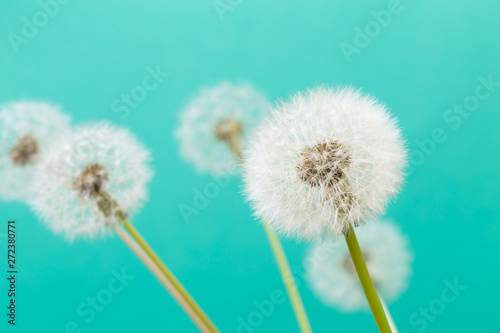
[1,0,499,332]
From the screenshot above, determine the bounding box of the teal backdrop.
[1,0,499,332]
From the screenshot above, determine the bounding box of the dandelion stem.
[230,145,312,333]
[113,224,210,332]
[344,225,391,332]
[120,218,219,333]
[263,224,313,333]
[378,291,398,333]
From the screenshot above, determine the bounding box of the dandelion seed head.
[0,101,71,201]
[305,220,413,312]
[29,123,152,241]
[243,86,407,239]
[176,82,269,175]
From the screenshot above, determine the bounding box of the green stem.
[120,218,220,333]
[230,143,312,332]
[378,292,398,333]
[263,224,313,333]
[113,224,211,332]
[344,225,391,333]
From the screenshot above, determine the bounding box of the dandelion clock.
[176,81,269,174]
[29,122,218,332]
[243,86,406,239]
[30,122,152,240]
[243,86,407,332]
[0,101,70,201]
[305,220,413,312]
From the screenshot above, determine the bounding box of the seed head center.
[342,251,371,276]
[73,163,109,198]
[10,135,39,165]
[297,140,351,187]
[215,119,243,142]
[215,119,244,157]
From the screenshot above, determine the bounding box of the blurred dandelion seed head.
[306,220,413,312]
[176,81,269,175]
[0,101,71,201]
[29,123,153,241]
[10,135,39,165]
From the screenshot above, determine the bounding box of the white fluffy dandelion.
[26,123,220,331]
[305,220,413,312]
[176,81,269,174]
[243,86,407,239]
[29,122,152,241]
[0,101,71,201]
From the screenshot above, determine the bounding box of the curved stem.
[263,225,313,333]
[113,224,209,332]
[120,218,219,333]
[344,225,391,333]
